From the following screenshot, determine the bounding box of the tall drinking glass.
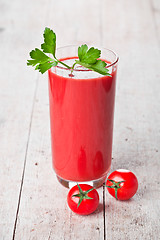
[48,46,119,188]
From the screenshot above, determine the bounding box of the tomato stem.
[72,183,94,207]
[106,179,125,200]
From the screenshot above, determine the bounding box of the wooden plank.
[14,69,104,240]
[45,0,102,47]
[102,0,160,239]
[0,0,50,239]
[1,0,159,239]
[152,0,160,10]
[151,0,160,43]
[14,0,105,239]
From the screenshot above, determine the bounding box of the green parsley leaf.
[78,45,101,64]
[75,59,110,76]
[88,60,110,76]
[76,44,110,75]
[35,61,58,74]
[27,59,39,66]
[27,27,111,76]
[28,48,50,64]
[27,48,57,74]
[41,27,56,57]
[78,44,88,61]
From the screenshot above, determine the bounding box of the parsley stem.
[71,62,77,73]
[56,59,71,69]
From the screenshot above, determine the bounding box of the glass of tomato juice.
[48,46,119,188]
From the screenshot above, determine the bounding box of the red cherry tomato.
[106,169,138,200]
[67,184,99,215]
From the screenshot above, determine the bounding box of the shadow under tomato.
[104,196,134,213]
[90,203,104,216]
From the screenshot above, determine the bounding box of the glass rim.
[55,45,119,72]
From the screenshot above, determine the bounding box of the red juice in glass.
[48,46,118,188]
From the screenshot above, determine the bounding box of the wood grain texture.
[0,0,159,239]
[0,0,50,238]
[13,0,104,239]
[14,73,104,240]
[151,0,160,44]
[102,0,160,239]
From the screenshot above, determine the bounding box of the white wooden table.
[0,0,160,239]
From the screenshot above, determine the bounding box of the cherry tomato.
[106,169,138,200]
[67,184,99,215]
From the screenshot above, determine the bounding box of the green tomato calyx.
[106,179,125,200]
[72,184,94,208]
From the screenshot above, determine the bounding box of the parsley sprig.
[27,27,111,76]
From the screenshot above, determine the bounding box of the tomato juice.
[48,49,118,187]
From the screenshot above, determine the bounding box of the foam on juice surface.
[53,58,112,79]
